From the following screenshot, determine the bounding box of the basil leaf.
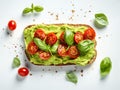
[66,71,78,84]
[100,57,112,77]
[95,13,109,27]
[34,38,49,52]
[31,3,34,12]
[12,57,21,68]
[34,6,44,12]
[64,30,74,46]
[77,40,94,55]
[23,7,32,14]
[50,42,59,53]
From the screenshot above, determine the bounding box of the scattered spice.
[50,13,53,16]
[80,69,84,77]
[33,19,35,22]
[88,10,91,12]
[106,34,108,37]
[30,73,32,76]
[55,14,59,20]
[81,69,83,73]
[71,9,75,13]
[42,69,44,71]
[55,70,58,73]
[98,36,101,39]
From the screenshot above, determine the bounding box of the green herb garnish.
[23,3,44,14]
[12,57,21,68]
[100,57,112,77]
[95,13,109,28]
[77,40,95,55]
[66,71,78,84]
[64,29,74,46]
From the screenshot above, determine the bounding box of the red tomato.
[46,32,57,46]
[34,29,46,40]
[67,46,79,59]
[83,28,96,40]
[27,41,38,54]
[8,20,17,30]
[18,67,29,77]
[38,51,51,60]
[74,32,83,44]
[60,32,66,44]
[57,44,68,57]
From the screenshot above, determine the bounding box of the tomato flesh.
[8,20,17,30]
[74,32,83,44]
[18,67,29,77]
[27,41,38,54]
[60,32,66,44]
[38,51,51,60]
[57,44,68,57]
[34,29,46,40]
[46,32,57,46]
[68,46,79,59]
[83,28,96,40]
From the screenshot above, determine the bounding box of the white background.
[0,0,120,90]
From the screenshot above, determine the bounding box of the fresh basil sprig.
[66,71,78,84]
[50,42,59,53]
[64,29,74,46]
[23,3,44,14]
[12,57,21,68]
[77,40,94,55]
[95,13,108,28]
[100,57,112,77]
[34,38,49,52]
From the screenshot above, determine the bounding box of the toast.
[24,24,97,66]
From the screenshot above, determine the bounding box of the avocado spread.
[24,24,96,66]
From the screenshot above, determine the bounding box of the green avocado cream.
[24,24,96,66]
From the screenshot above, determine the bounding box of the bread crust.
[24,24,97,66]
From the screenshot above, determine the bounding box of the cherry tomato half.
[57,44,68,57]
[83,28,96,40]
[8,20,17,31]
[34,29,46,40]
[18,67,29,77]
[74,32,83,44]
[27,41,38,54]
[38,51,51,60]
[46,32,57,46]
[67,46,79,59]
[60,32,66,44]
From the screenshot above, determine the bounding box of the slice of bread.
[24,24,97,66]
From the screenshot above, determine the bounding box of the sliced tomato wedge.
[34,29,46,40]
[38,51,51,60]
[27,41,38,54]
[83,28,96,40]
[57,44,68,57]
[46,32,57,46]
[67,46,79,59]
[74,32,83,44]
